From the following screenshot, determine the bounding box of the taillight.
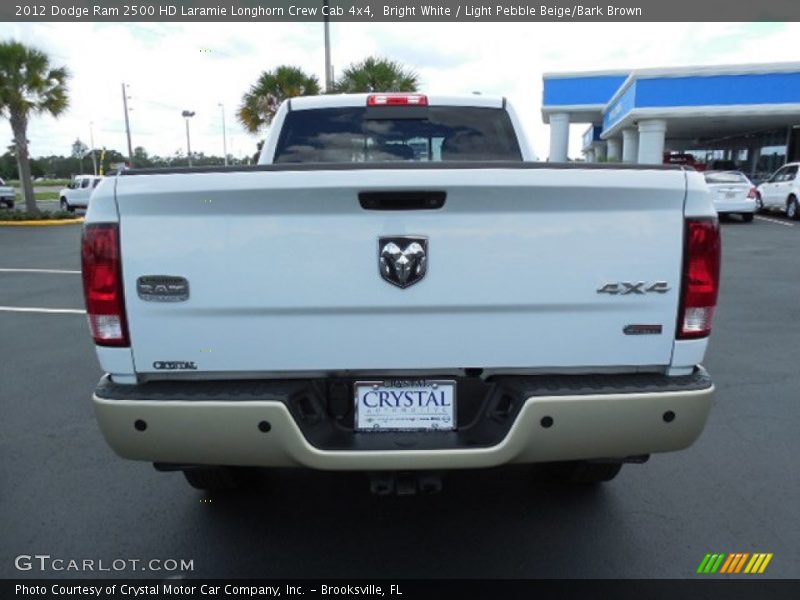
[678,219,721,339]
[81,223,129,346]
[747,187,757,199]
[367,94,428,106]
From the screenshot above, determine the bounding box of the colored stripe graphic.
[721,553,739,574]
[698,552,773,575]
[721,553,737,574]
[703,554,719,573]
[710,554,725,573]
[734,553,750,573]
[758,554,773,573]
[719,554,736,574]
[745,554,761,573]
[696,554,712,574]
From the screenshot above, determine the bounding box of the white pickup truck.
[84,93,720,493]
[60,174,103,212]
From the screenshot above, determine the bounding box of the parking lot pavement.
[0,225,81,270]
[0,217,798,579]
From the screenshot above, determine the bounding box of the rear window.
[273,106,522,163]
[704,171,748,184]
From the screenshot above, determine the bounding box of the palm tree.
[0,41,69,213]
[333,56,419,93]
[237,66,320,134]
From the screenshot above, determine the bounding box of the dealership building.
[542,62,800,180]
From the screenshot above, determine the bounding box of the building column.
[585,148,596,163]
[594,143,607,162]
[606,138,621,161]
[637,119,668,165]
[621,128,639,163]
[748,145,759,175]
[548,112,570,162]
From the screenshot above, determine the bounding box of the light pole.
[121,83,134,167]
[89,121,97,175]
[182,110,195,167]
[323,0,333,91]
[218,103,228,166]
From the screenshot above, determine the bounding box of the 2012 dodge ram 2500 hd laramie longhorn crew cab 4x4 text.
[83,93,719,492]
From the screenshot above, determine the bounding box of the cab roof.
[287,93,505,111]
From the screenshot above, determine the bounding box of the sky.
[2,21,799,162]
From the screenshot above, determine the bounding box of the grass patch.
[35,191,60,201]
[0,210,78,221]
[7,179,71,188]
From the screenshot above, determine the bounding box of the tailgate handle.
[359,191,446,210]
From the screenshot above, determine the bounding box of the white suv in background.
[59,175,103,212]
[756,163,800,220]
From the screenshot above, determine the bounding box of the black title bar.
[4,579,800,600]
[2,0,800,22]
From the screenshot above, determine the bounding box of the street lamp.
[89,121,97,175]
[218,103,228,166]
[323,0,333,91]
[121,83,134,167]
[182,110,195,167]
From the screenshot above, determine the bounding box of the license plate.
[354,379,456,432]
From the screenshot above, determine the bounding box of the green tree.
[0,41,69,212]
[99,148,127,175]
[237,66,320,134]
[1,144,17,180]
[252,140,265,165]
[332,56,419,93]
[30,157,45,178]
[133,146,154,168]
[31,154,79,178]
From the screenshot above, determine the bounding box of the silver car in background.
[0,177,16,209]
[703,170,757,223]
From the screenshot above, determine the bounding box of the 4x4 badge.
[597,281,670,295]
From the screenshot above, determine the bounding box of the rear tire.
[741,213,754,223]
[787,196,800,221]
[755,193,764,213]
[545,461,623,484]
[182,466,247,491]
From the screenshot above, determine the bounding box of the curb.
[0,218,85,227]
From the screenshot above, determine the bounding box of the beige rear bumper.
[93,385,714,471]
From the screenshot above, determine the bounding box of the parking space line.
[0,306,85,314]
[0,268,81,274]
[755,216,794,227]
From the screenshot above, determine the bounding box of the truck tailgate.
[115,166,687,376]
